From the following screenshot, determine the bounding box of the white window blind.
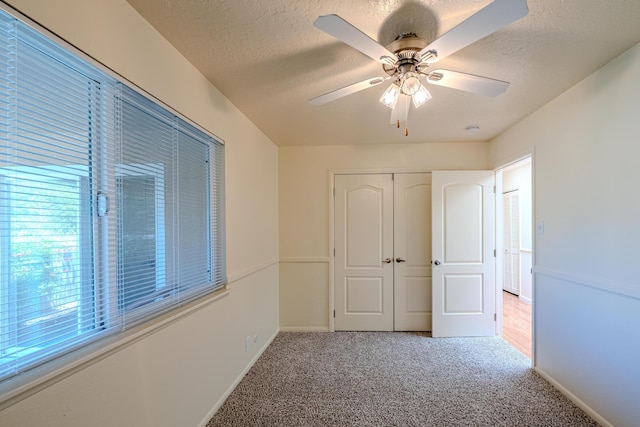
[117,87,226,323]
[0,12,106,380]
[118,88,175,316]
[0,7,225,386]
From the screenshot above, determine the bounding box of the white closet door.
[394,173,432,331]
[334,174,394,331]
[503,191,521,295]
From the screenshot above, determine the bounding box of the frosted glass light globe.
[401,73,421,96]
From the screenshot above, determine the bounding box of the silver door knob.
[382,258,392,263]
[395,258,406,263]
[433,260,441,266]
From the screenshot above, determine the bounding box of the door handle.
[395,258,406,263]
[382,258,392,264]
[433,259,441,266]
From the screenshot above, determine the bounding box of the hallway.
[502,290,532,359]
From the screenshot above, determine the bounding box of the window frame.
[0,3,227,404]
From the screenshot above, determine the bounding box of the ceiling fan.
[309,0,528,136]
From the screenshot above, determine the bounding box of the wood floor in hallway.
[502,290,532,359]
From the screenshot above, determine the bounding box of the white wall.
[0,1,279,426]
[279,142,490,329]
[490,43,640,427]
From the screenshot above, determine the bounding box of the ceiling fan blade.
[314,14,397,65]
[419,0,528,63]
[309,77,389,106]
[426,69,509,97]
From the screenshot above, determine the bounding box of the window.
[0,8,226,385]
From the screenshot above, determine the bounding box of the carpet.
[207,332,597,426]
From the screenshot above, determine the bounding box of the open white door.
[432,171,495,337]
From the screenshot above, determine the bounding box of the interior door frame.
[328,168,428,332]
[494,151,535,366]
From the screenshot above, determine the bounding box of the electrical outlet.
[536,221,544,235]
[253,334,259,344]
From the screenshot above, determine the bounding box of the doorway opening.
[496,157,532,359]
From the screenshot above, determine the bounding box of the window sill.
[0,286,230,411]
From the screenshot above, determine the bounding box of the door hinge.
[333,187,335,197]
[493,185,496,194]
[333,248,335,257]
[494,313,497,321]
[493,249,496,257]
[333,310,336,318]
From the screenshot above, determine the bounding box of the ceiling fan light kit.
[379,83,400,109]
[412,85,432,108]
[310,0,528,136]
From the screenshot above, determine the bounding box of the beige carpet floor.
[208,332,597,426]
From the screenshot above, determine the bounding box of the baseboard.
[534,367,613,427]
[279,326,330,332]
[197,328,279,427]
[519,295,532,304]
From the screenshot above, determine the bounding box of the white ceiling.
[125,0,640,146]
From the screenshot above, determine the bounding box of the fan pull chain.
[405,127,409,136]
[396,119,400,129]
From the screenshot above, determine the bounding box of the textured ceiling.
[125,0,640,146]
